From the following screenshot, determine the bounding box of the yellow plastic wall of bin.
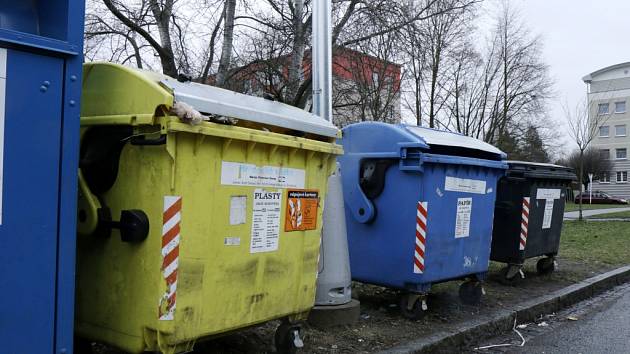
[75,63,342,353]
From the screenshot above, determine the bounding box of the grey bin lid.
[403,125,506,158]
[160,78,338,138]
[506,160,577,181]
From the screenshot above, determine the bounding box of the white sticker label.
[221,161,305,188]
[542,199,554,229]
[536,188,561,200]
[250,189,282,253]
[229,196,247,225]
[224,237,241,246]
[0,48,6,225]
[455,198,472,238]
[445,176,486,195]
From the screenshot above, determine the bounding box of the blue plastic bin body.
[339,122,507,292]
[0,2,84,353]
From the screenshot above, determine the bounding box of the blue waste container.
[0,2,85,353]
[339,122,507,319]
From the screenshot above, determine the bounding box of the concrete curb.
[380,265,630,354]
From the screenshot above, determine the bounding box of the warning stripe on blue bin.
[414,201,428,274]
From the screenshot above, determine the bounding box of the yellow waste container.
[75,63,342,354]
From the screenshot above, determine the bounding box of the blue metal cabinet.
[0,1,85,353]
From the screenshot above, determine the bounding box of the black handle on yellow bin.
[78,167,149,243]
[109,210,150,243]
[78,172,150,243]
[78,126,151,243]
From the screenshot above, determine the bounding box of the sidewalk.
[563,207,630,220]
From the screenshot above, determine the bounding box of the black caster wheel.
[537,257,556,275]
[398,293,427,320]
[499,265,523,286]
[459,281,483,305]
[274,321,304,354]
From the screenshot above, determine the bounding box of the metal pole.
[588,173,593,204]
[312,0,333,123]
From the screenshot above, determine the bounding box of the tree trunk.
[415,77,422,126]
[216,0,237,87]
[578,149,584,221]
[429,62,438,128]
[149,0,178,77]
[286,0,306,104]
[200,6,225,82]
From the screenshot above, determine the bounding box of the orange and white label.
[284,190,319,232]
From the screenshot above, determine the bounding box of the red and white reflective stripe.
[414,201,428,274]
[159,196,182,321]
[520,197,530,251]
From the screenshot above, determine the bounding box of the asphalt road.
[470,283,630,354]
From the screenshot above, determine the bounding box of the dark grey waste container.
[490,161,576,284]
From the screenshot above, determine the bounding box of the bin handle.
[77,169,102,236]
[347,182,377,224]
[130,134,167,146]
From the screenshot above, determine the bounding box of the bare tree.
[488,1,553,149]
[216,0,237,86]
[418,0,474,128]
[332,38,404,126]
[230,0,479,109]
[564,100,609,220]
[559,148,613,192]
[418,0,555,159]
[86,0,229,80]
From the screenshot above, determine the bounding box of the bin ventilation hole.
[358,208,365,216]
[78,209,87,223]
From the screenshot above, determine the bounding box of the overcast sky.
[509,0,630,155]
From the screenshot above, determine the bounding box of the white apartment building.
[583,62,630,198]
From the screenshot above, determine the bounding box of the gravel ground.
[91,257,611,354]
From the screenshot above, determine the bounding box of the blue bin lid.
[341,122,506,160]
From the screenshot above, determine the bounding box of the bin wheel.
[274,322,304,354]
[499,265,523,286]
[398,293,427,320]
[459,281,483,305]
[537,257,556,275]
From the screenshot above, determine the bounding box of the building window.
[616,148,627,159]
[615,101,626,113]
[600,149,610,160]
[599,126,610,137]
[617,171,628,183]
[600,172,611,183]
[598,103,610,115]
[616,125,627,137]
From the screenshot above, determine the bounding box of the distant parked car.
[574,191,629,204]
